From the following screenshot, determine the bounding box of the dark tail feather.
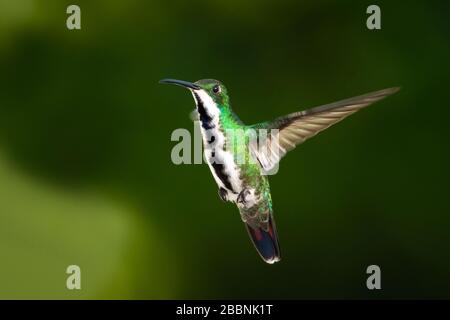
[245,215,281,264]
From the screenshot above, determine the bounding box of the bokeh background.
[0,0,449,299]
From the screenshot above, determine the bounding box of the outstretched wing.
[250,87,400,172]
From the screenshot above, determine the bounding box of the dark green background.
[0,0,449,299]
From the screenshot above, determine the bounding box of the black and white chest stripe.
[191,90,243,198]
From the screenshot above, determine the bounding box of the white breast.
[192,90,243,199]
[203,129,243,196]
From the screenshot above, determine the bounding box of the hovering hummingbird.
[160,78,399,264]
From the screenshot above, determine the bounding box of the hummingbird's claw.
[237,188,251,205]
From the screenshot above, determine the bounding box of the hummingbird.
[160,78,399,264]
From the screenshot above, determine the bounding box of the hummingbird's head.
[159,78,230,109]
[192,79,229,106]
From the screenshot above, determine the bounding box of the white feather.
[191,89,244,202]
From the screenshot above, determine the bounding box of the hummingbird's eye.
[212,85,221,94]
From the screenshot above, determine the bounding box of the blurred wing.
[251,87,400,172]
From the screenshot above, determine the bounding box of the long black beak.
[159,78,200,90]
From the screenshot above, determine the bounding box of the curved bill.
[159,79,200,90]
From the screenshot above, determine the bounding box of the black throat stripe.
[193,92,232,191]
[211,161,234,192]
[194,92,215,130]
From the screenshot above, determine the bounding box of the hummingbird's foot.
[218,187,228,202]
[237,188,251,205]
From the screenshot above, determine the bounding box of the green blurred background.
[0,0,449,299]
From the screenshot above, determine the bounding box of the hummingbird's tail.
[245,214,281,264]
